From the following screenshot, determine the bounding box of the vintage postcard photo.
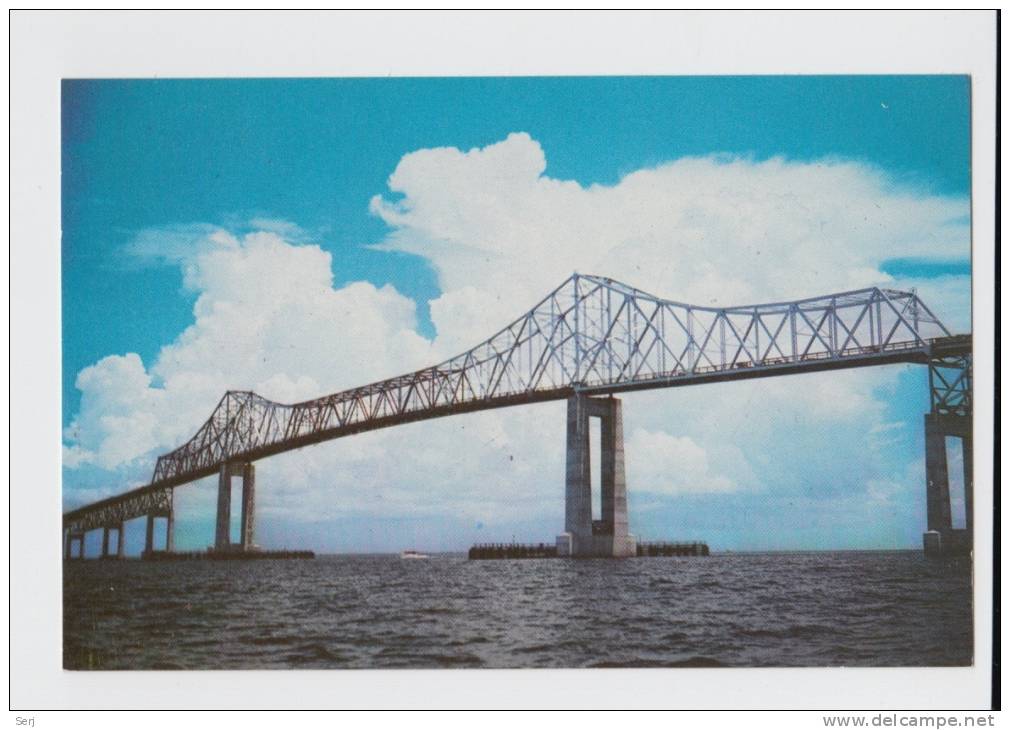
[60,73,974,670]
[10,9,996,712]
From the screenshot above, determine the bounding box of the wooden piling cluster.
[636,541,709,557]
[468,540,710,559]
[141,549,315,561]
[468,543,558,560]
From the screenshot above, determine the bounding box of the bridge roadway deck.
[63,334,970,528]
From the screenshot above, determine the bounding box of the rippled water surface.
[63,551,972,669]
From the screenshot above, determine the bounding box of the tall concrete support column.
[601,401,630,546]
[101,527,111,558]
[924,415,951,533]
[145,514,155,555]
[64,530,72,560]
[924,353,972,557]
[165,491,175,553]
[64,530,82,560]
[215,462,254,552]
[962,432,974,535]
[215,463,232,551]
[117,521,126,558]
[923,412,972,556]
[68,532,85,559]
[557,394,636,557]
[240,463,256,551]
[563,394,593,554]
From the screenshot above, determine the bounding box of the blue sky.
[62,76,971,553]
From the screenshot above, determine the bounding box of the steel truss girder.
[64,273,966,528]
[929,353,972,417]
[63,486,171,533]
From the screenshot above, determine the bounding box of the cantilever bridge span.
[63,274,973,558]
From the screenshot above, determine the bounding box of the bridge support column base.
[555,532,573,557]
[923,529,972,558]
[923,411,972,558]
[591,534,638,558]
[215,464,232,551]
[216,462,257,553]
[556,533,638,558]
[561,394,637,558]
[142,508,173,559]
[240,463,256,551]
[65,531,85,560]
[166,508,174,553]
[100,524,125,559]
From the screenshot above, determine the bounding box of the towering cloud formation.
[65,230,434,473]
[371,133,969,349]
[63,133,970,547]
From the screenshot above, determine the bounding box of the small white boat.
[400,550,430,559]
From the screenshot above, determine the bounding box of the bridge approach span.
[63,273,968,533]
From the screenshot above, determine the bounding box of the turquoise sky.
[62,76,971,552]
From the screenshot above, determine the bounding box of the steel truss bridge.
[63,273,971,549]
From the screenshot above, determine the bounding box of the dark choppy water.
[63,551,972,669]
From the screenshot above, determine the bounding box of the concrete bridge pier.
[215,462,256,552]
[240,462,256,550]
[143,493,174,557]
[556,393,636,557]
[64,530,85,560]
[923,413,973,557]
[99,523,126,559]
[923,353,973,558]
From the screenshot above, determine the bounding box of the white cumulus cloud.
[626,427,742,495]
[65,230,434,478]
[371,132,969,344]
